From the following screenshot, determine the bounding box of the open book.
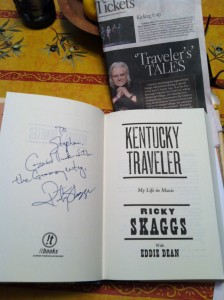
[0,92,223,282]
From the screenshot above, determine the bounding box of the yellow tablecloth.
[0,1,112,110]
[203,0,224,124]
[0,1,223,299]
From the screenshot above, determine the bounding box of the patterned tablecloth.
[0,1,223,299]
[0,1,112,110]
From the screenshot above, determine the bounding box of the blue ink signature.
[12,173,31,184]
[49,126,92,161]
[32,181,95,211]
[12,126,92,185]
[24,152,68,180]
[65,160,86,178]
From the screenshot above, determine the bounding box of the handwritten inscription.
[12,126,95,211]
[32,181,95,212]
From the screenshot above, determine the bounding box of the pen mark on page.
[32,181,95,212]
[11,156,87,184]
[11,125,93,184]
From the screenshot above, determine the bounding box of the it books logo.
[42,232,57,248]
[33,232,64,258]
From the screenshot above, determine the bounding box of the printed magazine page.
[96,0,211,112]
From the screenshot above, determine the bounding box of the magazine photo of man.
[109,62,142,111]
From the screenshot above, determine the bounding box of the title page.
[103,108,223,280]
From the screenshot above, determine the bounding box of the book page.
[0,92,104,282]
[205,113,224,269]
[103,108,224,280]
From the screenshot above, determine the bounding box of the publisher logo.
[42,232,57,248]
[33,232,63,258]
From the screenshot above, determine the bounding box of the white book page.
[0,92,104,282]
[103,108,224,280]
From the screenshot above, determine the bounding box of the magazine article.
[96,0,211,112]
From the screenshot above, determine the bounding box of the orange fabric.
[0,2,112,110]
[0,282,215,300]
[202,0,224,125]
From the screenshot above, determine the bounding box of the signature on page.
[11,126,96,210]
[12,126,92,184]
[32,181,95,212]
